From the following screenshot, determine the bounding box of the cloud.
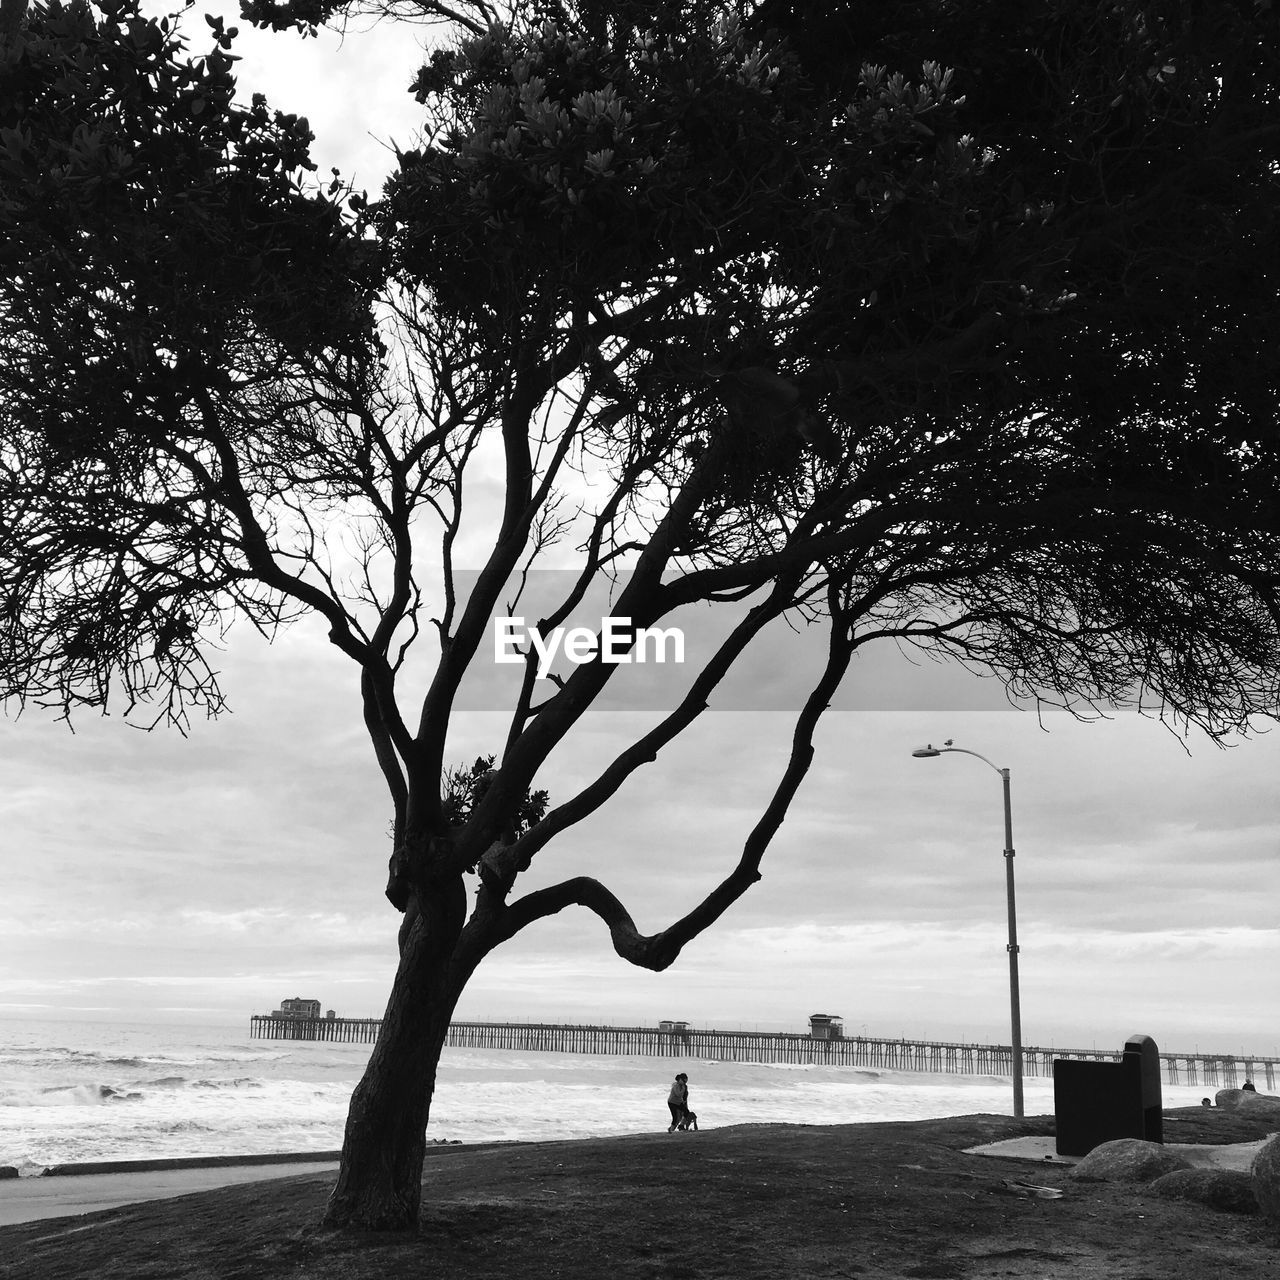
[7,673,1279,1049]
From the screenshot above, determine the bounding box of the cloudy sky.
[3,7,1278,1061]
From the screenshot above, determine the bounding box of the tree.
[4,0,1280,1231]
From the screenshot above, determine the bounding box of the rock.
[1070,1138,1192,1183]
[0,1167,18,1181]
[1214,1087,1280,1112]
[1150,1168,1258,1214]
[1252,1134,1280,1228]
[1237,1092,1280,1120]
[1218,1088,1280,1124]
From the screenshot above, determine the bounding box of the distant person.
[667,1072,689,1132]
[1242,1080,1257,1092]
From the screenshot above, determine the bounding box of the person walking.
[667,1072,688,1131]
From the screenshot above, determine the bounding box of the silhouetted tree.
[3,0,1279,1230]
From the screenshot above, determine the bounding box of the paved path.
[0,1159,338,1226]
[965,1134,1268,1171]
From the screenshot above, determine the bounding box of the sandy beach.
[0,1107,1276,1280]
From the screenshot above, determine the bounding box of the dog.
[676,1110,699,1132]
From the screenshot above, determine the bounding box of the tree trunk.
[323,888,468,1230]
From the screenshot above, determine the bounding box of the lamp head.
[911,745,942,758]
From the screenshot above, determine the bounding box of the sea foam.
[0,1018,1221,1170]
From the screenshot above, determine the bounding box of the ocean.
[0,1017,1217,1173]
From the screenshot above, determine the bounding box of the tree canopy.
[1,0,383,721]
[3,0,1280,1230]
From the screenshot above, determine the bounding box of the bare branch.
[493,582,861,964]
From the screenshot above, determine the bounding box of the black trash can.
[1053,1034,1162,1158]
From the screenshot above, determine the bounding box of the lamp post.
[911,741,1024,1118]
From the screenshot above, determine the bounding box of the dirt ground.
[2,1108,1276,1280]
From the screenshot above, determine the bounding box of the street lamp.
[911,740,1024,1118]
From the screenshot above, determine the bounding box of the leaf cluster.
[752,0,1280,423]
[387,11,809,341]
[0,0,387,722]
[441,754,549,844]
[1,0,382,408]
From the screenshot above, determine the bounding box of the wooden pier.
[248,1016,1278,1090]
[250,1014,381,1043]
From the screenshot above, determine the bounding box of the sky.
[3,5,1279,1061]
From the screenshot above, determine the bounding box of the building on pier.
[808,1013,844,1039]
[269,996,327,1019]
